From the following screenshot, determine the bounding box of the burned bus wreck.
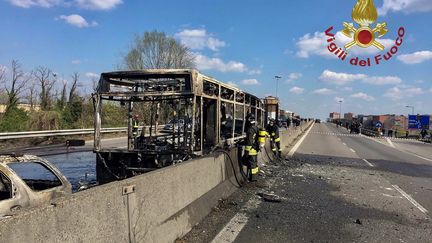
[93,69,264,184]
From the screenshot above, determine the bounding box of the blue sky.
[1,0,432,119]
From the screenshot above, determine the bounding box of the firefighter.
[244,114,260,182]
[266,118,282,158]
[132,114,140,142]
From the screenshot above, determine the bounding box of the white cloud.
[175,29,226,52]
[378,0,432,15]
[350,92,376,101]
[363,76,402,85]
[312,88,334,95]
[194,53,247,73]
[429,88,432,94]
[289,86,304,94]
[71,59,81,65]
[295,31,394,58]
[286,73,302,83]
[8,0,61,8]
[295,32,330,58]
[75,0,122,10]
[58,14,98,28]
[341,87,353,92]
[85,72,99,79]
[384,85,424,100]
[227,81,238,88]
[247,66,262,75]
[176,29,251,73]
[320,70,403,86]
[335,97,345,103]
[9,0,123,10]
[397,51,432,64]
[241,79,260,86]
[319,70,366,86]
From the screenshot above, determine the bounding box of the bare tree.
[0,65,6,94]
[57,78,67,110]
[91,76,99,93]
[124,31,195,70]
[33,66,55,110]
[0,65,7,105]
[3,60,27,112]
[69,72,79,103]
[26,79,38,110]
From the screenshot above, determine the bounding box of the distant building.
[0,103,41,113]
[329,112,340,120]
[344,112,354,121]
[284,110,294,119]
[371,114,408,131]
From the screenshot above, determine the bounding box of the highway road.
[184,122,432,242]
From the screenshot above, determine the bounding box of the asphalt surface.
[183,123,432,243]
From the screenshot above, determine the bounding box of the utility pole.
[275,75,282,98]
[405,105,414,115]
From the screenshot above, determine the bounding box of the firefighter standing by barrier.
[244,114,261,181]
[266,118,282,158]
[132,114,140,148]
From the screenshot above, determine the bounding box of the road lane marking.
[362,159,374,167]
[410,153,432,162]
[392,185,429,215]
[361,135,432,163]
[288,123,314,156]
[342,143,347,146]
[211,198,261,243]
[386,137,396,148]
[350,148,356,153]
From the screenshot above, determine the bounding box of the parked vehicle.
[0,154,72,217]
[161,118,192,133]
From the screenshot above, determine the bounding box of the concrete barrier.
[0,121,313,243]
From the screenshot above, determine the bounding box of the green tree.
[0,107,28,132]
[61,97,83,129]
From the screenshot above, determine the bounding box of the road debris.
[257,192,282,203]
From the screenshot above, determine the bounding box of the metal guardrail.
[0,127,127,140]
[0,125,165,140]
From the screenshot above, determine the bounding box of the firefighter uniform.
[132,119,139,138]
[132,115,140,149]
[244,116,260,181]
[266,120,282,157]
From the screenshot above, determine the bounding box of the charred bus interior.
[93,70,264,184]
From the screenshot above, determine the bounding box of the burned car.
[0,154,72,217]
